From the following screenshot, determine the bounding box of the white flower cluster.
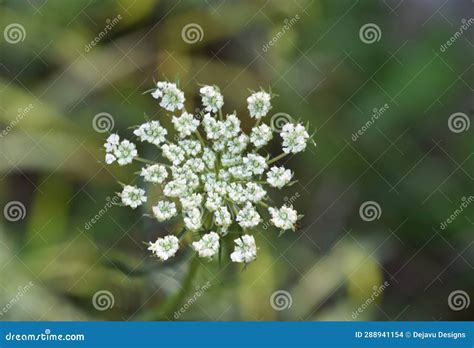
[105,82,312,264]
[104,134,137,165]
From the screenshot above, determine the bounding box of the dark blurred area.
[0,0,472,321]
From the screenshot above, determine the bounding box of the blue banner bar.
[0,321,472,347]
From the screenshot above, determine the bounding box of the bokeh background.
[0,0,473,321]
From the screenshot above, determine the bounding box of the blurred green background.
[0,0,472,321]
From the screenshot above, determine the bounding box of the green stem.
[267,152,289,165]
[195,130,206,147]
[218,109,223,121]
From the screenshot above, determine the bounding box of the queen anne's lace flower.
[192,232,220,258]
[180,193,203,210]
[106,81,312,263]
[179,139,202,157]
[243,153,267,175]
[134,121,167,146]
[163,179,187,198]
[228,165,252,180]
[162,144,186,165]
[205,191,223,211]
[227,183,247,204]
[223,114,240,139]
[104,134,138,166]
[266,166,292,188]
[184,208,203,231]
[152,82,185,111]
[141,164,168,184]
[172,112,200,138]
[202,113,223,140]
[104,133,120,152]
[200,86,224,113]
[202,147,216,168]
[214,206,232,230]
[230,235,257,263]
[152,201,177,221]
[104,134,120,164]
[281,123,309,154]
[120,185,146,209]
[148,235,179,260]
[245,183,266,203]
[247,91,271,119]
[115,140,138,165]
[226,133,248,154]
[250,124,273,148]
[269,205,298,231]
[236,203,261,228]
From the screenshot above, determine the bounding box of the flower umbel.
[148,235,179,260]
[192,232,220,258]
[230,235,257,263]
[105,81,312,264]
